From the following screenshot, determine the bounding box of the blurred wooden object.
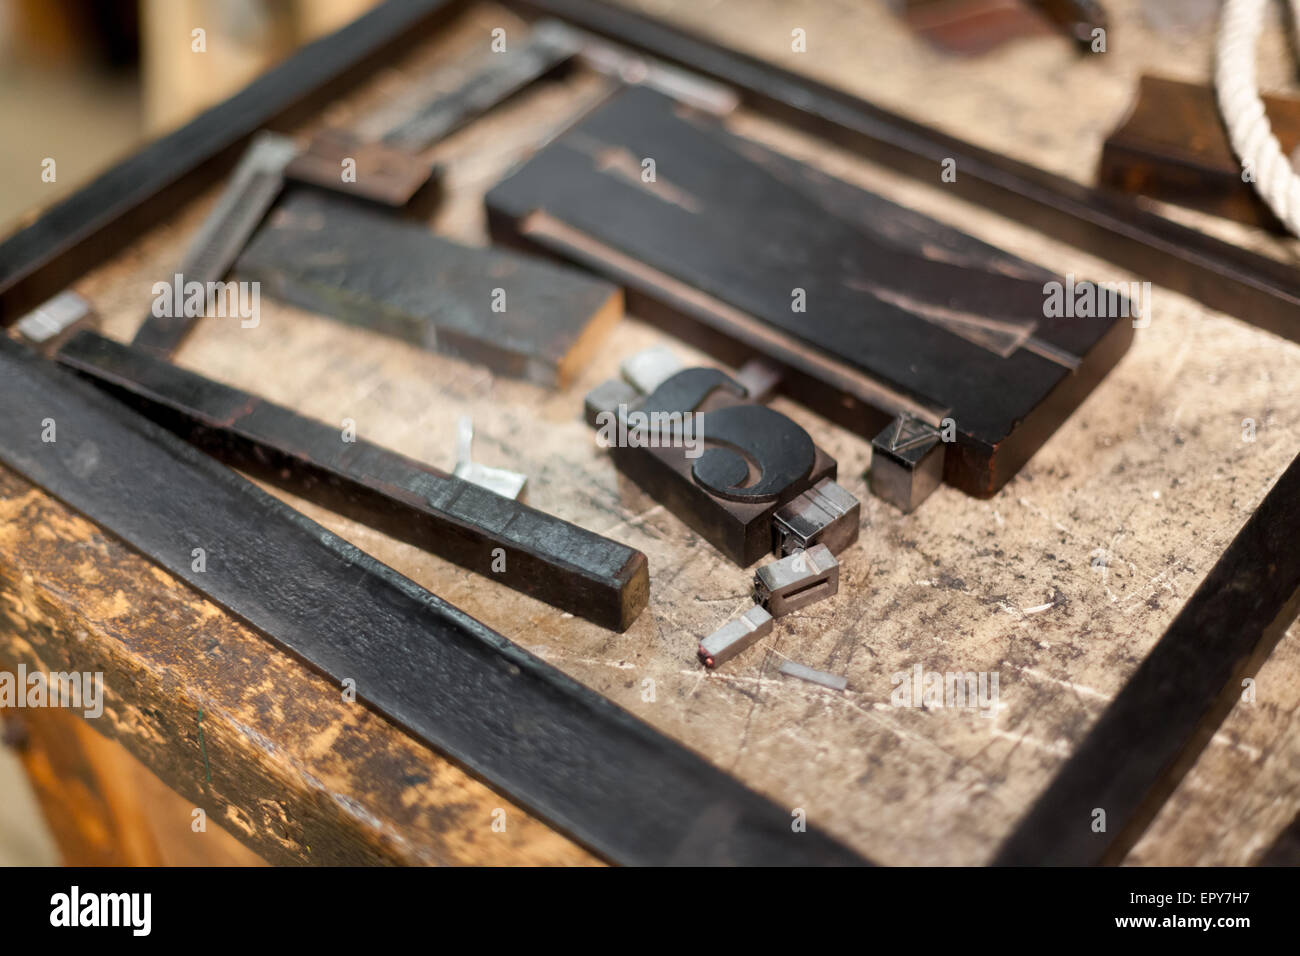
[142,0,380,133]
[1099,75,1300,231]
[5,706,265,866]
[898,0,1054,55]
[8,0,137,66]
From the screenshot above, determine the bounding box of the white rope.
[1216,0,1300,235]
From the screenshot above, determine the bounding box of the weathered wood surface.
[56,330,650,632]
[1128,616,1300,866]
[4,0,1300,864]
[0,465,596,865]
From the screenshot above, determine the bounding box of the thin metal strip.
[375,22,581,150]
[132,133,299,359]
[0,338,866,866]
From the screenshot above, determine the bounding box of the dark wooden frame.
[2,0,1298,866]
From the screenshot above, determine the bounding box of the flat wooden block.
[237,187,623,388]
[487,85,1133,497]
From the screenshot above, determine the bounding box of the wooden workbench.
[3,0,1299,865]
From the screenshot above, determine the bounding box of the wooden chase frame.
[0,0,1298,867]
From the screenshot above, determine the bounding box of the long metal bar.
[509,0,1300,345]
[0,337,866,866]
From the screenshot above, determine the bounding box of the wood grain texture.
[0,466,597,866]
[1098,75,1300,230]
[512,0,1300,346]
[4,0,1300,865]
[1126,616,1300,866]
[994,449,1300,865]
[7,705,266,866]
[601,366,839,566]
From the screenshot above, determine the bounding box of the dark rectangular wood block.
[237,188,623,387]
[609,390,837,566]
[56,330,649,632]
[487,85,1134,496]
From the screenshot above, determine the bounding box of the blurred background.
[0,0,381,235]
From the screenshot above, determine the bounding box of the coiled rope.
[1216,0,1300,235]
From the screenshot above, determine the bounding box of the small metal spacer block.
[619,345,683,395]
[698,604,773,668]
[753,543,839,617]
[869,414,945,513]
[733,356,783,403]
[771,477,860,557]
[14,291,97,353]
[583,377,642,427]
[452,416,527,501]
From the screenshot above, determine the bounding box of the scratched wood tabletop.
[3,0,1300,865]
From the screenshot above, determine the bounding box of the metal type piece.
[12,290,96,353]
[452,416,528,501]
[778,661,848,691]
[753,544,839,617]
[870,415,945,513]
[589,364,837,566]
[771,477,860,557]
[698,604,774,669]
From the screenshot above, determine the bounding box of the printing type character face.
[634,367,816,503]
[591,364,837,566]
